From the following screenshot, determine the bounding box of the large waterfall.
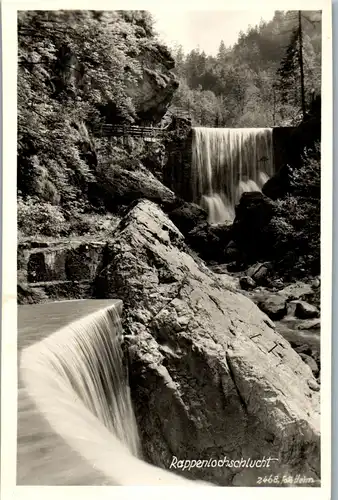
[18,300,203,486]
[191,127,274,224]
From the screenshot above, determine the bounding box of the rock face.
[90,165,177,213]
[96,200,320,486]
[125,45,179,123]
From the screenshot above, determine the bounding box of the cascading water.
[191,127,274,224]
[18,300,204,486]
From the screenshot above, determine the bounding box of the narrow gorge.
[15,8,322,490]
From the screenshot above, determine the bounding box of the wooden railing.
[97,124,168,139]
[94,108,191,139]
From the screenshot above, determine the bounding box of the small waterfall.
[191,127,274,224]
[18,302,202,485]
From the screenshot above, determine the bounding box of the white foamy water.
[201,194,234,225]
[191,127,274,224]
[17,300,205,486]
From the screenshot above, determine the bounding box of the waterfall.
[18,301,203,486]
[191,127,274,224]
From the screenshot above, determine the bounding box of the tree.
[17,10,160,205]
[217,40,227,62]
[276,11,321,123]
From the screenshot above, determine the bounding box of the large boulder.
[262,164,293,200]
[97,200,320,486]
[125,45,179,123]
[167,202,207,236]
[187,222,233,262]
[257,294,288,320]
[89,165,177,212]
[231,192,276,263]
[295,301,320,320]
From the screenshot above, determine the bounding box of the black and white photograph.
[0,0,333,495]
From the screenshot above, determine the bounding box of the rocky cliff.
[17,199,321,486]
[95,199,320,486]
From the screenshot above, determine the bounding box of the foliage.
[17,196,70,236]
[18,10,161,210]
[169,10,321,127]
[67,212,121,236]
[272,145,320,277]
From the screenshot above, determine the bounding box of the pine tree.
[276,11,320,123]
[217,40,227,61]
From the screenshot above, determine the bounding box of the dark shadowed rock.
[168,202,207,235]
[262,164,293,200]
[96,199,320,486]
[187,222,233,262]
[224,240,241,262]
[231,192,276,263]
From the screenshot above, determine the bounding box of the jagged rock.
[269,278,285,290]
[299,354,319,377]
[295,301,319,320]
[239,276,256,290]
[90,165,177,212]
[247,262,271,285]
[125,47,179,123]
[17,283,48,305]
[258,294,287,320]
[97,199,320,486]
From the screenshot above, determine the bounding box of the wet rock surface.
[95,200,320,486]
